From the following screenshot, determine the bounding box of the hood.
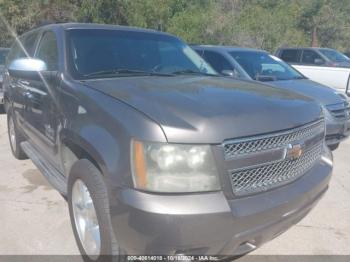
[83,76,322,143]
[268,79,343,106]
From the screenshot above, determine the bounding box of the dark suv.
[4,23,332,260]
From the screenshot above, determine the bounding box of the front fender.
[59,81,166,191]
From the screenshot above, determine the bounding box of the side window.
[6,40,27,64]
[6,32,39,65]
[280,49,301,63]
[301,50,324,65]
[203,51,233,73]
[35,31,58,71]
[23,32,39,56]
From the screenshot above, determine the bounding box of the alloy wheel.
[72,179,101,258]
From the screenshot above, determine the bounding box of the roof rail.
[31,20,56,30]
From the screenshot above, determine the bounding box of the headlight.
[131,140,220,193]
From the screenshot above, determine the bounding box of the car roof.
[278,47,335,51]
[191,45,268,53]
[23,22,174,37]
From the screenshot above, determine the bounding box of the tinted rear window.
[280,49,301,63]
[202,50,233,73]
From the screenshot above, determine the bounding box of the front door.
[6,32,39,130]
[24,31,61,168]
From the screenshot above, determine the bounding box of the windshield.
[0,49,9,65]
[67,29,216,79]
[319,49,350,63]
[230,51,304,81]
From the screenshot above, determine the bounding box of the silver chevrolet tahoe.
[4,23,332,261]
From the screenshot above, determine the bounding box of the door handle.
[19,80,30,86]
[24,91,34,100]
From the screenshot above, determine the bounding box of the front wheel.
[68,159,122,262]
[7,110,27,160]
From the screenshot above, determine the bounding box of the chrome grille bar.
[224,119,325,196]
[327,102,350,120]
[223,119,324,159]
[229,142,323,196]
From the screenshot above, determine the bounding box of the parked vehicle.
[275,47,350,94]
[343,50,350,59]
[0,47,10,108]
[4,23,332,261]
[275,47,350,68]
[193,45,350,151]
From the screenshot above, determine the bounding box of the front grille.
[229,142,323,196]
[327,102,350,120]
[224,120,324,159]
[224,120,325,196]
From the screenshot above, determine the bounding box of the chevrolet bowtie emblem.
[287,143,303,160]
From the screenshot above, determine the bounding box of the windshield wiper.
[84,69,172,78]
[171,69,216,76]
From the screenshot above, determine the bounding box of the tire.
[0,104,5,114]
[7,110,27,160]
[328,143,339,151]
[4,99,9,113]
[68,159,123,262]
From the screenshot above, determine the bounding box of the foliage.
[0,0,350,53]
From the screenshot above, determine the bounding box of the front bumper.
[110,155,332,256]
[325,117,350,146]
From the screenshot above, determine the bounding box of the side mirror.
[314,58,324,65]
[221,70,239,78]
[8,58,47,80]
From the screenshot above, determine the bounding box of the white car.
[275,47,350,96]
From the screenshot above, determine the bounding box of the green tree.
[166,2,214,44]
[125,0,202,31]
[0,0,76,47]
[1,0,350,52]
[298,0,350,49]
[74,0,128,24]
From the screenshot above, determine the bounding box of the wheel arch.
[58,125,126,187]
[60,137,103,176]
